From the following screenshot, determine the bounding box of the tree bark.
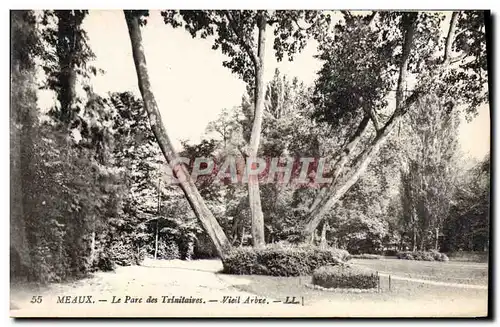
[55,10,81,127]
[412,226,417,252]
[320,221,328,249]
[308,115,371,218]
[247,12,267,248]
[435,227,439,251]
[154,220,159,260]
[303,13,418,238]
[124,11,231,260]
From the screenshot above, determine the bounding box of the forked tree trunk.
[304,112,405,236]
[247,13,267,248]
[303,13,418,238]
[124,11,231,259]
[309,116,370,214]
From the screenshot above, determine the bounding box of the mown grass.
[218,258,488,307]
[220,272,487,305]
[350,258,488,285]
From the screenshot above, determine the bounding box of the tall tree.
[303,11,488,238]
[40,10,96,128]
[10,10,41,278]
[124,10,231,259]
[162,10,327,247]
[399,94,460,251]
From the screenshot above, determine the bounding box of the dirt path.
[10,259,488,318]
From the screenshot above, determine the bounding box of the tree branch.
[443,11,460,65]
[363,106,382,132]
[396,12,418,112]
[367,11,378,27]
[225,11,259,68]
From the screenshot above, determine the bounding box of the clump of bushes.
[351,254,382,260]
[158,241,181,260]
[397,250,449,262]
[383,249,398,257]
[311,264,378,289]
[222,243,350,276]
[109,242,142,266]
[93,249,116,272]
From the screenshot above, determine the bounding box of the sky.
[75,10,489,160]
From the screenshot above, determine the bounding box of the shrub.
[222,244,349,276]
[109,242,138,266]
[158,241,180,260]
[312,264,378,289]
[94,249,115,272]
[430,250,450,262]
[384,249,398,256]
[193,234,219,259]
[351,254,382,260]
[397,250,449,262]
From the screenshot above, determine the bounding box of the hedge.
[351,254,382,260]
[396,250,449,262]
[222,243,350,276]
[312,264,378,289]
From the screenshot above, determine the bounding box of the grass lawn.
[217,258,488,309]
[219,272,487,305]
[350,258,488,285]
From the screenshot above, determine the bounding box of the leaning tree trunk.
[303,113,405,236]
[247,13,267,248]
[303,13,418,238]
[124,11,231,259]
[308,116,370,215]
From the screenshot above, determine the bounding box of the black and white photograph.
[9,8,491,318]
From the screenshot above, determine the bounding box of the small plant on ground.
[311,264,378,289]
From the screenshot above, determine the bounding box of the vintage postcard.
[10,9,490,318]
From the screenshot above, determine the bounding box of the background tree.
[399,94,460,251]
[442,154,490,252]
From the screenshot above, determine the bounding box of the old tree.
[123,10,488,254]
[304,11,488,239]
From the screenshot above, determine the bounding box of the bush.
[312,264,378,289]
[193,234,219,259]
[222,243,349,276]
[397,250,449,262]
[94,249,115,272]
[109,242,139,266]
[351,254,382,260]
[158,241,180,260]
[384,249,398,256]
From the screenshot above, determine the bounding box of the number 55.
[30,296,42,304]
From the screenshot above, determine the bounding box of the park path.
[10,258,488,318]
